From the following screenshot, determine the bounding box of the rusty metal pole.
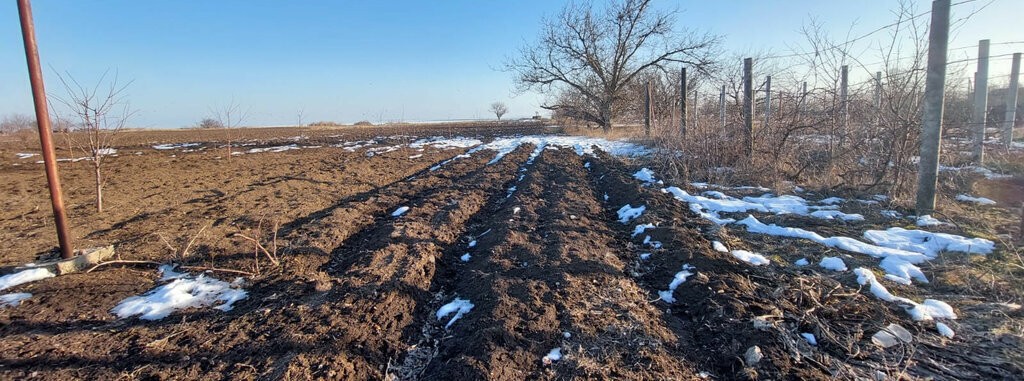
[18,0,73,259]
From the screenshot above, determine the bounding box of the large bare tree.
[505,0,718,132]
[54,71,133,213]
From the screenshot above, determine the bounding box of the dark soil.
[0,123,1021,380]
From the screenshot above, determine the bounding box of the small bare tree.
[196,118,223,128]
[489,102,509,120]
[212,99,248,162]
[54,71,133,213]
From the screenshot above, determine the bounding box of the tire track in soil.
[585,151,878,380]
[420,147,696,380]
[255,144,538,379]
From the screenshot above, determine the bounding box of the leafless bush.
[196,118,224,129]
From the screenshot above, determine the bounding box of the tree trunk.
[93,159,103,213]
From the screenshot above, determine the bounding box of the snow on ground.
[795,258,809,266]
[730,250,770,266]
[632,223,656,238]
[409,136,482,150]
[819,257,848,271]
[0,268,54,291]
[242,144,304,154]
[853,268,956,321]
[112,274,247,320]
[956,194,996,205]
[879,257,928,284]
[476,135,650,164]
[658,264,695,303]
[542,347,563,364]
[915,215,949,227]
[801,332,817,345]
[0,293,32,307]
[153,143,201,150]
[460,253,471,262]
[712,241,729,253]
[662,186,865,223]
[737,216,929,263]
[15,153,38,159]
[936,322,955,338]
[392,206,410,217]
[96,148,117,156]
[437,297,474,329]
[633,168,662,184]
[863,228,994,257]
[617,204,645,223]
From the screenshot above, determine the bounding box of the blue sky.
[0,0,1020,128]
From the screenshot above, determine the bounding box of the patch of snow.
[468,240,477,248]
[819,257,847,271]
[915,215,947,227]
[853,268,956,321]
[392,206,410,217]
[863,228,994,258]
[460,253,471,262]
[408,154,423,159]
[955,194,995,205]
[795,258,809,266]
[879,256,928,284]
[436,297,474,329]
[152,143,200,150]
[542,347,562,364]
[642,235,662,249]
[801,332,817,345]
[818,197,844,205]
[617,204,645,223]
[15,153,38,159]
[0,268,54,291]
[712,241,729,252]
[640,253,651,260]
[658,264,695,303]
[731,250,770,266]
[936,322,955,338]
[476,135,650,164]
[737,216,928,263]
[880,210,903,219]
[111,275,247,320]
[632,223,656,238]
[809,210,865,221]
[633,168,661,184]
[0,293,32,307]
[409,136,482,150]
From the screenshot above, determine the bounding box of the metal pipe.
[18,0,73,259]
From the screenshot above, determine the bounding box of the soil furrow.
[422,147,695,380]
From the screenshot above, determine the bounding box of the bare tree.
[196,118,224,128]
[0,113,35,134]
[505,0,718,133]
[212,99,248,162]
[489,102,509,120]
[54,71,134,213]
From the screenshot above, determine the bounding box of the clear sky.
[0,0,1020,128]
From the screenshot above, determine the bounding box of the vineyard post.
[915,0,951,216]
[719,84,726,128]
[1002,53,1020,147]
[764,75,772,128]
[840,65,849,145]
[874,71,883,125]
[799,81,807,119]
[971,39,990,163]
[644,82,652,138]
[680,67,687,138]
[743,58,753,158]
